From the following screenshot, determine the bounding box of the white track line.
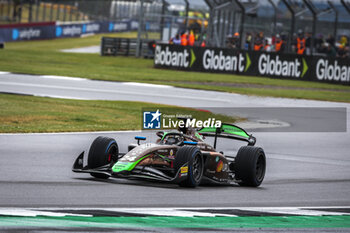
[0,207,349,217]
[40,75,87,81]
[0,130,143,136]
[121,82,173,89]
[0,81,230,103]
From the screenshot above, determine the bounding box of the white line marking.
[0,81,230,103]
[40,75,87,81]
[0,71,10,75]
[0,130,142,136]
[0,207,349,218]
[121,82,173,89]
[0,209,91,217]
[234,207,350,216]
[268,153,350,166]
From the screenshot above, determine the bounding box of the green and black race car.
[72,123,266,187]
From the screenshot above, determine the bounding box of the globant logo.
[316,59,350,83]
[258,54,308,78]
[12,28,40,40]
[154,46,191,68]
[202,49,250,72]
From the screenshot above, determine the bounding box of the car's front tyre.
[234,146,266,187]
[88,136,119,179]
[174,146,204,187]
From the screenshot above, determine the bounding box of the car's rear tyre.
[174,146,204,187]
[234,146,266,187]
[88,136,119,179]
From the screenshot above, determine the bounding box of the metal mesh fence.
[1,0,349,57]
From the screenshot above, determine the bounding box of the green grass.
[0,33,349,102]
[0,93,237,133]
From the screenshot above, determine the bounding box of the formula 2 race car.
[72,123,266,187]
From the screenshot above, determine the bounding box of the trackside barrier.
[0,20,136,42]
[101,37,155,57]
[153,44,350,86]
[0,22,55,42]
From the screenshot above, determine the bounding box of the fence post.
[42,1,46,22]
[233,0,245,49]
[63,3,66,21]
[302,0,317,55]
[267,0,277,35]
[28,0,33,22]
[184,0,189,29]
[136,0,144,57]
[281,0,295,53]
[6,0,10,21]
[341,0,350,14]
[69,5,72,21]
[160,0,166,41]
[35,0,39,22]
[327,1,338,41]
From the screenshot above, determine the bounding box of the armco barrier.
[153,44,350,86]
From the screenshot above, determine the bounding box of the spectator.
[254,32,264,51]
[226,32,240,49]
[181,31,188,46]
[337,45,349,59]
[326,34,335,48]
[339,35,348,47]
[275,34,284,53]
[305,32,311,55]
[244,32,252,50]
[188,30,195,46]
[170,34,181,45]
[322,42,336,57]
[315,34,325,53]
[264,39,271,52]
[296,29,306,55]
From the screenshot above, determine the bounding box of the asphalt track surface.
[0,72,350,231]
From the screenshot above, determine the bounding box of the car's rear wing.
[197,123,256,148]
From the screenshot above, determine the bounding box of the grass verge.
[0,93,236,133]
[0,33,349,102]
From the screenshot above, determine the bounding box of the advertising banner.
[0,20,133,42]
[55,22,104,38]
[0,22,55,42]
[154,44,350,85]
